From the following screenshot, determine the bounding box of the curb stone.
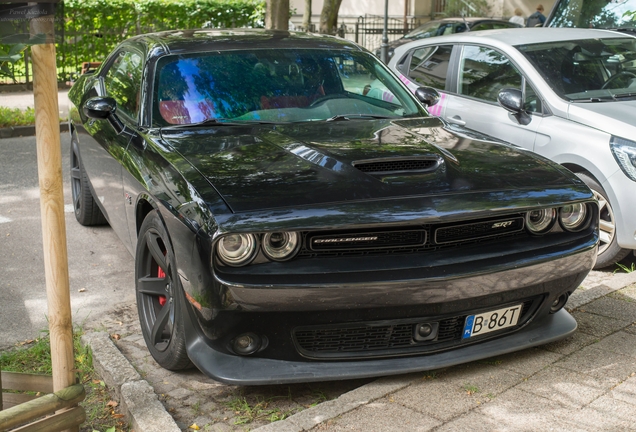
[81,332,181,431]
[0,123,68,139]
[252,269,636,432]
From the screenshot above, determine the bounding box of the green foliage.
[0,106,36,128]
[0,43,27,83]
[2,0,265,84]
[439,0,489,17]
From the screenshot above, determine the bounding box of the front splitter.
[184,309,576,385]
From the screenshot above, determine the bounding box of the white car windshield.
[517,37,636,101]
[153,49,422,126]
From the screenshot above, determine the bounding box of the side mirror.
[83,96,125,134]
[83,96,117,119]
[415,87,440,107]
[497,88,531,126]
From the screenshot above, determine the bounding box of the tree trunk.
[266,0,290,30]
[319,0,343,34]
[302,0,312,31]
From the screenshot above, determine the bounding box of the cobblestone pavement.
[88,304,371,431]
[86,254,636,432]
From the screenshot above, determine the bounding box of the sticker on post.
[462,304,522,339]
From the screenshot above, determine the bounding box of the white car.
[388,28,636,268]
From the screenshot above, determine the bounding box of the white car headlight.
[262,232,300,261]
[216,234,258,267]
[610,136,636,182]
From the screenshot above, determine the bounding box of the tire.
[576,173,631,269]
[70,132,107,226]
[135,210,192,370]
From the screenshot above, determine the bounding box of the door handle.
[447,116,466,126]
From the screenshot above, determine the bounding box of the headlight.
[610,136,636,182]
[559,203,588,232]
[216,234,258,267]
[262,232,300,261]
[525,208,556,234]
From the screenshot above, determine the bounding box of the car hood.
[568,100,636,138]
[161,118,576,213]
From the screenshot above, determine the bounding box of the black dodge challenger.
[68,29,598,385]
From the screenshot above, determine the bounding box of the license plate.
[462,304,522,339]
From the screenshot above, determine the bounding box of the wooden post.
[29,3,75,397]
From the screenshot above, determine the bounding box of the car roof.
[413,27,628,46]
[122,29,363,59]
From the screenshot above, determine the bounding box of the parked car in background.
[546,0,636,32]
[68,29,598,385]
[389,28,636,269]
[375,17,522,60]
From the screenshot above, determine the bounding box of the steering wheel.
[601,71,636,89]
[309,94,348,107]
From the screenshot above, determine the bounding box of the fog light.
[413,322,439,341]
[232,333,261,355]
[550,293,569,314]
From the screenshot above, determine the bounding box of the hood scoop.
[352,156,443,176]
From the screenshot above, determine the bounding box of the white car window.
[407,45,453,89]
[458,45,522,103]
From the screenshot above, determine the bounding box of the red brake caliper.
[157,266,167,306]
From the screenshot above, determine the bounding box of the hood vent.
[352,156,442,175]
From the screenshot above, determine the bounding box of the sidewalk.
[0,89,70,118]
[85,261,636,431]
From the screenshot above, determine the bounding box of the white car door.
[443,45,544,151]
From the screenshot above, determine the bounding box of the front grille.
[308,229,426,251]
[352,157,441,175]
[435,217,525,244]
[293,299,535,359]
[297,214,528,258]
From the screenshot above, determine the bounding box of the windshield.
[153,49,423,126]
[516,37,636,101]
[403,21,468,39]
[548,0,636,29]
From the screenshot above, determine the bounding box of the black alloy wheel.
[576,173,631,269]
[135,211,191,370]
[70,132,107,226]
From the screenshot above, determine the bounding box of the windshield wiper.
[326,114,394,122]
[164,118,279,129]
[612,92,636,100]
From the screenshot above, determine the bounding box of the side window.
[458,45,522,103]
[470,23,493,31]
[407,45,453,90]
[524,83,542,114]
[104,50,143,120]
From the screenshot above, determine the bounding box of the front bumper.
[183,244,594,384]
[185,308,577,385]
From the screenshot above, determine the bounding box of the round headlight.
[525,208,556,234]
[216,234,258,267]
[560,203,588,232]
[262,232,300,261]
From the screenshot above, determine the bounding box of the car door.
[442,44,544,150]
[80,49,144,251]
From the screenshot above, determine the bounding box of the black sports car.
[68,29,598,385]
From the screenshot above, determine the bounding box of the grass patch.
[615,262,636,274]
[0,106,36,128]
[226,394,298,425]
[0,328,128,432]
